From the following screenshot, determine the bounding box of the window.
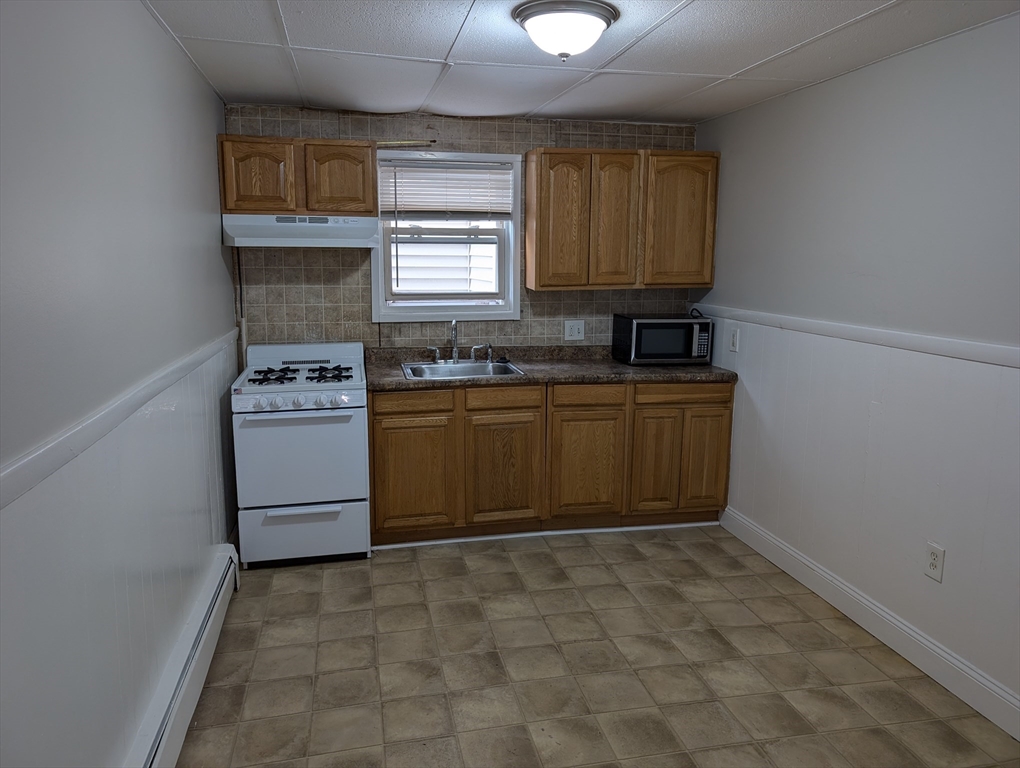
[371,151,522,322]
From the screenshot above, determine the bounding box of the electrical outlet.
[728,327,740,353]
[925,541,945,582]
[564,320,585,340]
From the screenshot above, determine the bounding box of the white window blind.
[378,162,514,218]
[389,228,500,295]
[371,150,521,323]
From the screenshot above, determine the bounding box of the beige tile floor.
[177,526,1020,768]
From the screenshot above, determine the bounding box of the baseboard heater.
[124,545,239,768]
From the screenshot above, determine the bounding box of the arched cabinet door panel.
[222,140,296,211]
[644,153,717,286]
[305,143,377,214]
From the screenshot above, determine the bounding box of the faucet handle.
[471,343,493,363]
[426,346,441,364]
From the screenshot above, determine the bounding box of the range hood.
[222,214,380,248]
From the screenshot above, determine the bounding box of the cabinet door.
[629,407,683,514]
[465,411,545,524]
[679,407,732,509]
[537,153,591,287]
[549,408,627,516]
[372,415,459,530]
[589,152,641,285]
[644,154,717,285]
[222,140,296,211]
[305,143,377,214]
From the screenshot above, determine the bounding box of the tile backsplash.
[229,106,695,350]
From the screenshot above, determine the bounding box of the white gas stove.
[231,342,367,412]
[230,342,370,566]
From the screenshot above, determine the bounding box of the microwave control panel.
[697,329,710,357]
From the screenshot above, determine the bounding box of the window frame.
[371,150,522,323]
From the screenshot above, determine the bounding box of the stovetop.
[231,342,367,412]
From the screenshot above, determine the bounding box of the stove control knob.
[253,396,268,411]
[315,394,330,408]
[331,393,349,407]
[292,395,306,408]
[270,396,285,410]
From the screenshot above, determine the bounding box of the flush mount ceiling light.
[512,0,619,61]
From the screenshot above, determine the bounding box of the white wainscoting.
[0,332,238,768]
[701,305,1020,737]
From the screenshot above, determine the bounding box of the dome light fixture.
[512,0,619,61]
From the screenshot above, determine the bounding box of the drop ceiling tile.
[638,77,810,123]
[449,0,684,68]
[148,0,284,44]
[532,72,719,120]
[744,0,1020,81]
[424,63,589,117]
[294,50,445,113]
[181,39,301,103]
[280,0,472,59]
[611,0,888,76]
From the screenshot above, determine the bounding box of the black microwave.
[611,314,714,365]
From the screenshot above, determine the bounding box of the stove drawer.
[239,501,370,565]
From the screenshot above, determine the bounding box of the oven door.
[233,408,369,509]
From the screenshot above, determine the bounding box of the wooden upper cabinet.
[589,152,641,285]
[222,140,296,211]
[219,135,378,214]
[526,148,717,290]
[536,152,591,287]
[305,142,377,214]
[644,153,718,286]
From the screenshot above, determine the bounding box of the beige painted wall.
[0,0,236,467]
[697,15,1020,347]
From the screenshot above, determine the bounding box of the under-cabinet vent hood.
[222,214,380,248]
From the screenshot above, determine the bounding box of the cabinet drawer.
[372,390,455,414]
[465,386,544,411]
[634,383,733,406]
[552,384,627,407]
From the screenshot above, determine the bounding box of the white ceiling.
[144,0,1019,124]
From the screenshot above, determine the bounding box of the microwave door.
[635,322,691,361]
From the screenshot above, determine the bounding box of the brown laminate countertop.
[366,356,737,392]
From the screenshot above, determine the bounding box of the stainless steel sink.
[401,361,526,380]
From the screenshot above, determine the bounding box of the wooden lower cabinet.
[629,407,684,513]
[548,408,628,517]
[465,410,545,524]
[370,382,733,542]
[680,407,733,509]
[372,414,459,531]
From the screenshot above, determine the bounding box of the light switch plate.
[729,327,740,353]
[564,320,585,340]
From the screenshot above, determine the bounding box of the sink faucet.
[450,319,459,363]
[471,343,493,363]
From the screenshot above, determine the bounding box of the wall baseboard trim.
[0,328,239,510]
[124,545,238,768]
[695,303,1020,369]
[721,507,1020,739]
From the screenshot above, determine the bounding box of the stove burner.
[249,375,297,385]
[254,366,298,376]
[307,365,354,383]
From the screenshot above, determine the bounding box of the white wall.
[698,15,1020,348]
[0,341,237,767]
[0,0,236,467]
[697,16,1020,734]
[0,1,239,765]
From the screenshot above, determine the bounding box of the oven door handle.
[240,411,356,423]
[265,503,345,518]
